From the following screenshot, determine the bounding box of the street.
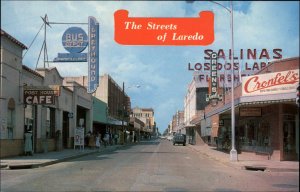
[1,139,299,192]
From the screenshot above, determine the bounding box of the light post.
[122,82,125,145]
[208,1,238,161]
[229,1,238,161]
[121,82,141,145]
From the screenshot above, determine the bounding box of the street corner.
[1,162,8,169]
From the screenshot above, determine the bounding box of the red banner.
[114,9,214,46]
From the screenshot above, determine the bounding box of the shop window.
[238,117,271,152]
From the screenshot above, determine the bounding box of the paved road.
[1,140,299,192]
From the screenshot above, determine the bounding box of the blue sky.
[1,1,299,133]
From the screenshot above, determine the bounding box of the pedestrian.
[24,130,33,156]
[103,132,109,148]
[89,132,95,149]
[95,133,101,152]
[114,134,118,145]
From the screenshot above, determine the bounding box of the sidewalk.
[188,144,299,172]
[0,144,125,170]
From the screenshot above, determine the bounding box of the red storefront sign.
[242,69,299,96]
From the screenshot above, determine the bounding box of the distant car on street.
[159,136,166,139]
[173,133,186,146]
[167,135,173,141]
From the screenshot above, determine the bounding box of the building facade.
[204,57,299,161]
[1,29,93,157]
[183,77,209,145]
[65,74,133,144]
[131,107,156,138]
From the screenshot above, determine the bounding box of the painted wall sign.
[87,16,100,93]
[239,108,262,117]
[54,27,88,62]
[242,69,299,96]
[190,48,283,88]
[24,89,56,105]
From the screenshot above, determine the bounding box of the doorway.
[63,112,69,148]
[283,115,297,161]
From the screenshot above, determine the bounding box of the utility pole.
[122,82,125,145]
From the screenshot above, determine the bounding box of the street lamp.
[207,1,238,161]
[187,1,237,160]
[229,1,238,162]
[121,82,141,144]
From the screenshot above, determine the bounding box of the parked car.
[173,133,186,146]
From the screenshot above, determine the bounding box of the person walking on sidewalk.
[103,132,109,148]
[89,132,95,150]
[24,130,33,156]
[95,133,101,152]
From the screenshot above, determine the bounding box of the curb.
[187,144,299,173]
[5,144,126,170]
[1,163,8,169]
[266,168,299,172]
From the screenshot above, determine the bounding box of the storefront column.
[278,104,284,161]
[41,106,48,153]
[86,109,92,133]
[296,112,299,160]
[55,108,63,151]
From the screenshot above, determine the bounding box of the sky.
[1,1,299,133]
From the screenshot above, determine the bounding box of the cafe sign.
[24,87,56,105]
[242,69,299,96]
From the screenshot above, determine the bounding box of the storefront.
[1,30,94,157]
[205,57,299,161]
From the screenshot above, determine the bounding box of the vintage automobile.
[173,133,186,146]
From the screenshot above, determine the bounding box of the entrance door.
[283,116,297,161]
[63,112,69,148]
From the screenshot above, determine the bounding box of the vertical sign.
[210,52,218,97]
[88,16,100,93]
[206,52,223,102]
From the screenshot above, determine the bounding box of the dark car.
[173,133,186,146]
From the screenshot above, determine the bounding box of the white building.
[0,29,93,158]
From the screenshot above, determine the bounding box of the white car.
[167,135,174,141]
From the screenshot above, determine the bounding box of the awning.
[190,116,201,125]
[206,92,295,118]
[107,116,128,126]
